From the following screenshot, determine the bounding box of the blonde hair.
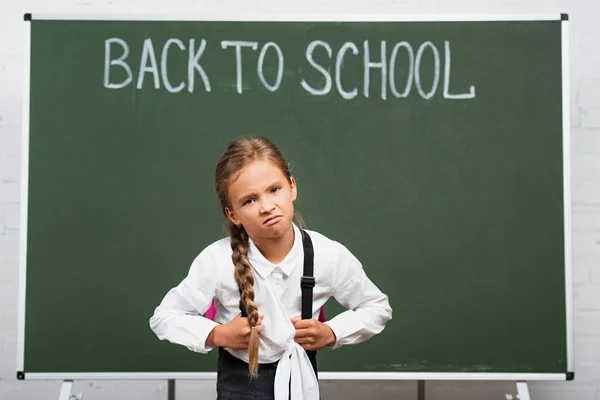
[215,136,302,377]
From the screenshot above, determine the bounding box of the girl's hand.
[290,316,337,351]
[207,313,264,349]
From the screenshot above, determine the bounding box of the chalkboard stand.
[517,382,531,400]
[168,379,175,400]
[418,380,425,400]
[57,380,72,400]
[56,380,82,400]
[505,382,531,400]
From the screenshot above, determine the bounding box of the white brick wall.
[1,0,599,399]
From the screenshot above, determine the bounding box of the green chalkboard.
[20,16,571,378]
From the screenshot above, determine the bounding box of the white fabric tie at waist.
[273,341,319,400]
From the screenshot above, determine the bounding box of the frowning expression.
[225,160,297,241]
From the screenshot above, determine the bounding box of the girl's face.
[225,160,297,242]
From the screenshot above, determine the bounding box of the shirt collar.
[247,223,302,279]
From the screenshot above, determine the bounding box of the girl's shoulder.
[301,229,363,284]
[206,235,232,253]
[186,236,234,285]
[302,228,331,246]
[192,236,232,266]
[302,229,353,260]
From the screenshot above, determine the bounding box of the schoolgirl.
[150,136,392,399]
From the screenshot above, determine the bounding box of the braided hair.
[215,136,301,376]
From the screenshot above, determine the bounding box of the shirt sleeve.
[149,248,220,354]
[324,242,393,350]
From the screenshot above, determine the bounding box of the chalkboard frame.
[17,13,573,381]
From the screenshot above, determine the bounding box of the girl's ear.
[225,207,240,226]
[290,177,298,201]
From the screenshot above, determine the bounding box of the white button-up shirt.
[150,224,392,400]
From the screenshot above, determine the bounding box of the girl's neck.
[253,224,295,265]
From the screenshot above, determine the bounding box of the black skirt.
[216,347,318,400]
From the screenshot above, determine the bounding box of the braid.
[215,136,299,377]
[230,223,260,377]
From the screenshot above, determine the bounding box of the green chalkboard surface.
[21,16,571,378]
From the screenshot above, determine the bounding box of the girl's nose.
[260,199,276,213]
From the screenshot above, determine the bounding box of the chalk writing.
[103,38,476,100]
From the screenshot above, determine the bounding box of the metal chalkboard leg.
[505,381,531,400]
[418,380,425,400]
[168,379,176,400]
[57,380,83,400]
[516,382,531,400]
[58,380,72,400]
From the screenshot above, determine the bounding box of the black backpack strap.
[300,230,315,320]
[300,229,318,377]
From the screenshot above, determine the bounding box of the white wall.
[1,1,599,399]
